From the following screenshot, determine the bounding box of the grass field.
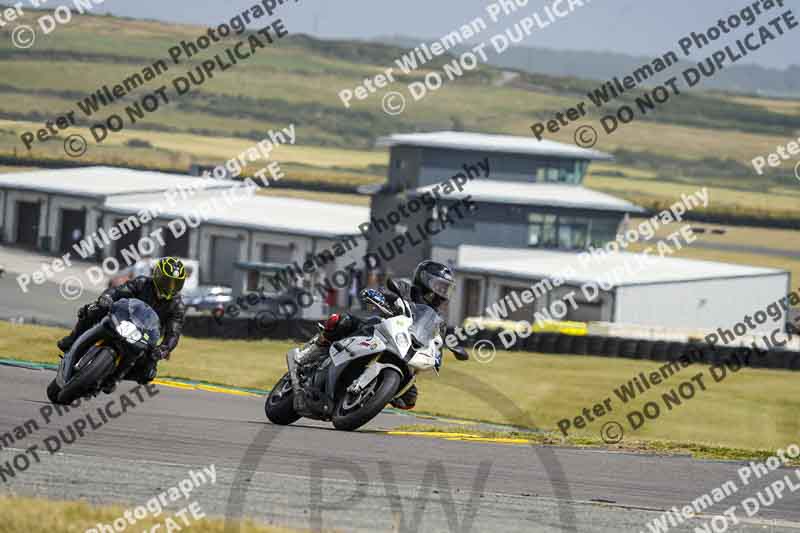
[257,188,370,205]
[1,11,799,216]
[0,496,303,533]
[2,321,797,452]
[0,119,388,186]
[632,218,800,252]
[586,174,800,218]
[0,165,40,174]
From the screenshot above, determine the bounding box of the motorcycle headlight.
[395,332,410,352]
[116,320,143,344]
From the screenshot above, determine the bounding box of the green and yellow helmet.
[152,257,187,300]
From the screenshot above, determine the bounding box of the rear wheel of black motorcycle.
[56,348,116,405]
[332,369,402,431]
[265,373,301,425]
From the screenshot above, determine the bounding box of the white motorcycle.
[265,280,468,431]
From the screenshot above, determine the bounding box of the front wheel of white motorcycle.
[332,368,402,431]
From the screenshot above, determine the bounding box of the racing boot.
[289,334,329,415]
[101,380,117,394]
[57,305,100,353]
[57,335,75,354]
[390,384,418,410]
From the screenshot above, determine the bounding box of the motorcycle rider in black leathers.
[56,257,188,390]
[291,260,457,411]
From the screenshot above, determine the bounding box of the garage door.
[161,225,191,258]
[113,218,143,264]
[260,243,293,264]
[59,208,86,255]
[210,236,241,286]
[15,201,40,248]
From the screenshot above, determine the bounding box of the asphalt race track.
[1,366,799,533]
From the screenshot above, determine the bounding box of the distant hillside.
[2,10,800,221]
[381,36,800,98]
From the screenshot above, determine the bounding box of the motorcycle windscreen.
[112,298,161,348]
[408,303,442,346]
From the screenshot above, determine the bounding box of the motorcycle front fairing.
[405,303,444,372]
[324,314,415,402]
[57,299,161,387]
[109,299,161,350]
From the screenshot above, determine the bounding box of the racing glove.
[78,294,113,319]
[151,345,171,361]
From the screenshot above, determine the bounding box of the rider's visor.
[421,271,454,301]
[154,276,184,300]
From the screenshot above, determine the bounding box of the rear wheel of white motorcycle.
[332,368,402,431]
[265,372,301,425]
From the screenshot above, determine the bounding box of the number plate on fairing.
[329,336,385,366]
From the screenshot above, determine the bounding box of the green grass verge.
[2,321,798,452]
[391,424,800,464]
[0,495,306,533]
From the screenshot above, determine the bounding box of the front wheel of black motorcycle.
[332,368,402,431]
[265,372,301,425]
[56,348,116,405]
[46,379,62,404]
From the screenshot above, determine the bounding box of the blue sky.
[16,0,799,69]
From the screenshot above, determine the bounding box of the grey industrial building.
[367,131,631,276]
[454,245,788,334]
[366,131,789,332]
[0,167,368,314]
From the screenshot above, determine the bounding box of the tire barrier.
[603,337,621,357]
[683,343,705,364]
[667,341,686,360]
[570,336,589,355]
[186,315,800,371]
[637,340,654,360]
[587,335,607,356]
[184,316,318,341]
[650,341,669,361]
[538,333,559,354]
[789,352,800,371]
[619,339,640,359]
[524,333,541,353]
[555,334,574,354]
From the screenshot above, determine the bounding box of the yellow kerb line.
[387,431,534,445]
[153,379,260,397]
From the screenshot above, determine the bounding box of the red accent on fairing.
[323,314,341,331]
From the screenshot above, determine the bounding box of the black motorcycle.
[47,298,160,405]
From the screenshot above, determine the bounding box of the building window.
[558,216,591,250]
[529,213,622,250]
[589,217,620,248]
[394,158,406,169]
[528,213,557,248]
[534,160,589,185]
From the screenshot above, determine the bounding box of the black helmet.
[413,260,455,308]
[152,257,187,301]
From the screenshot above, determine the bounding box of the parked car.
[184,285,233,314]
